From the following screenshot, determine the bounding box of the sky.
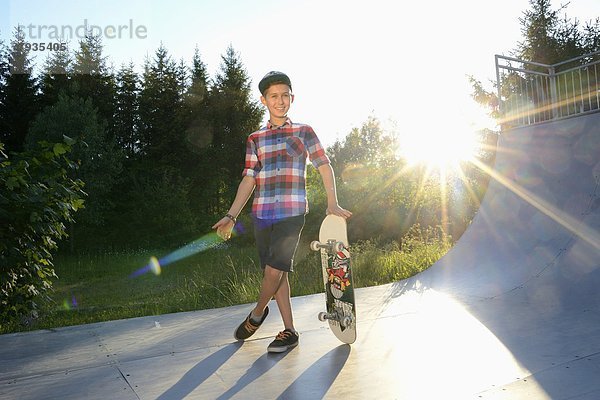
[1,0,599,147]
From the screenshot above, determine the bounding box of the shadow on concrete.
[277,345,351,400]
[215,349,293,400]
[156,342,242,400]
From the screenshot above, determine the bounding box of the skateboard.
[310,214,356,344]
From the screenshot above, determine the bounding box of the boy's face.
[260,83,294,123]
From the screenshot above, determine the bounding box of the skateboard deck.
[310,215,356,344]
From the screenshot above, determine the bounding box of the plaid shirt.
[243,118,330,220]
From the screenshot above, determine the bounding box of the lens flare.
[129,231,232,278]
[61,295,78,311]
[149,256,161,275]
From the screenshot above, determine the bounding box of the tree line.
[1,27,267,250]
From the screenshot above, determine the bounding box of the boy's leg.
[251,215,304,321]
[272,271,294,330]
[252,265,286,318]
[235,215,303,343]
[252,266,294,329]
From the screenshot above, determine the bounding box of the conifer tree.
[39,40,72,109]
[138,44,183,166]
[71,33,115,130]
[114,62,141,159]
[518,0,600,65]
[208,45,263,207]
[0,27,39,153]
[171,49,212,219]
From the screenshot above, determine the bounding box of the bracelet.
[225,213,237,223]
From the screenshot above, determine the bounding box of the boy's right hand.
[212,217,235,241]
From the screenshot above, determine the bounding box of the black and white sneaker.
[267,329,299,353]
[234,306,269,341]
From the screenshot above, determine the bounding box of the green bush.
[0,139,85,327]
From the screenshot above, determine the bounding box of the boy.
[212,71,351,353]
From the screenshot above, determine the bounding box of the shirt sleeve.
[305,126,330,168]
[242,135,261,177]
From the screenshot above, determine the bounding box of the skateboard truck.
[310,239,345,253]
[318,311,353,328]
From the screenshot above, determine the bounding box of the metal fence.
[495,51,600,128]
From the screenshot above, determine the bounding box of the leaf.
[63,135,76,146]
[6,177,19,189]
[53,143,67,156]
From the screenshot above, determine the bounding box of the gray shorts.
[253,214,305,273]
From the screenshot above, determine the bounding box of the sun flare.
[397,121,482,171]
[398,129,478,168]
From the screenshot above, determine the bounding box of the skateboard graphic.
[310,215,356,344]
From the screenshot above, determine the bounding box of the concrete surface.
[1,111,599,399]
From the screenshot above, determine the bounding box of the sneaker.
[234,306,269,341]
[267,329,299,353]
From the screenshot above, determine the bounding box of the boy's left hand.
[326,204,352,219]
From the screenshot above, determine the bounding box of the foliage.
[205,45,264,206]
[39,39,72,109]
[114,62,141,158]
[109,167,199,249]
[139,44,183,165]
[323,118,489,243]
[27,95,123,239]
[469,0,600,118]
[71,34,115,126]
[0,139,84,327]
[1,227,451,334]
[0,26,40,153]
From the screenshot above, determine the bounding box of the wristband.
[225,213,237,223]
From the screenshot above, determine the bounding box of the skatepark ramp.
[396,108,600,399]
[0,104,599,398]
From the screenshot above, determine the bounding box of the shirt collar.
[266,118,292,130]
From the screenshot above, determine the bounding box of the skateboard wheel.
[318,312,327,322]
[310,241,321,252]
[334,241,345,253]
[341,315,352,328]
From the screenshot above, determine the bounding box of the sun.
[397,127,479,169]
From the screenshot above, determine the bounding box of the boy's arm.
[317,164,352,219]
[212,175,256,239]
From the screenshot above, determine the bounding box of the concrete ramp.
[1,112,599,399]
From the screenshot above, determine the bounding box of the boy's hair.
[259,71,292,95]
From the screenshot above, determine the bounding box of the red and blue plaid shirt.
[243,118,330,220]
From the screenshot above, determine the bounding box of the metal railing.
[495,51,600,128]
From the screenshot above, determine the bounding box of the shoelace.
[244,318,259,332]
[275,330,292,340]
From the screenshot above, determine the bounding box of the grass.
[1,230,451,334]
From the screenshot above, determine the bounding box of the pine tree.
[518,0,600,66]
[207,45,263,208]
[114,62,141,159]
[191,47,210,98]
[0,37,7,141]
[39,40,72,109]
[181,49,213,218]
[470,0,600,119]
[71,33,115,129]
[183,48,212,153]
[138,44,183,166]
[0,27,39,153]
[177,58,189,98]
